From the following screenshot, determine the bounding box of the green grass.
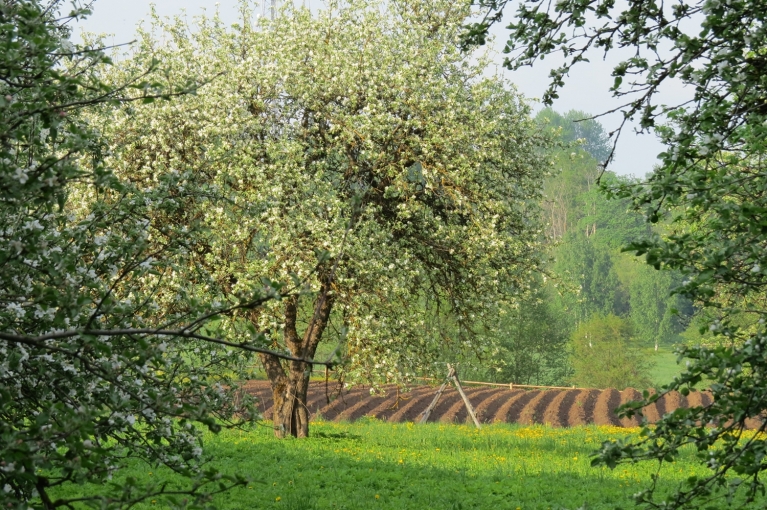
[646,347,712,390]
[54,420,765,510]
[647,347,684,388]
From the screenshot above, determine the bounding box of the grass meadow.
[56,419,766,510]
[647,348,683,388]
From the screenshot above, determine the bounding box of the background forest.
[406,109,699,390]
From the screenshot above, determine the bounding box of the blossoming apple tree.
[103,0,550,438]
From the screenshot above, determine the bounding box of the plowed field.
[243,381,761,428]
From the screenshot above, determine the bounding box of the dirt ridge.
[242,381,763,429]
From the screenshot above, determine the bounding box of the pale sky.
[74,0,693,178]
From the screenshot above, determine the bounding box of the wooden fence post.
[418,365,455,424]
[450,365,481,429]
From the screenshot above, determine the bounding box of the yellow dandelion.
[275,496,281,502]
[375,494,380,500]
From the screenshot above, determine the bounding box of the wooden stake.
[418,366,455,424]
[450,364,481,429]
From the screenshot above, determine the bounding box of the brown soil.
[660,391,685,420]
[541,389,573,427]
[618,388,643,428]
[338,386,393,422]
[593,389,621,426]
[366,387,429,421]
[422,387,463,423]
[686,390,713,409]
[686,390,705,408]
[518,390,560,426]
[504,390,541,423]
[640,388,662,424]
[314,385,370,421]
[439,387,498,424]
[568,390,600,426]
[388,387,443,423]
[241,381,761,429]
[451,387,498,424]
[475,390,523,423]
[464,388,505,424]
[488,390,529,423]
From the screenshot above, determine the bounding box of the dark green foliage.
[553,234,626,320]
[493,284,572,385]
[540,109,691,352]
[627,262,688,351]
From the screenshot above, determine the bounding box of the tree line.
[459,108,695,390]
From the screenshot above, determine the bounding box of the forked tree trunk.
[258,283,333,438]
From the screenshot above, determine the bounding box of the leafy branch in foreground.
[465,0,767,507]
[0,1,330,508]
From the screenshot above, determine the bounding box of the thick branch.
[0,328,334,366]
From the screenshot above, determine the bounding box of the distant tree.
[570,315,653,390]
[540,149,599,240]
[494,284,572,386]
[553,234,625,320]
[627,262,686,351]
[537,108,612,163]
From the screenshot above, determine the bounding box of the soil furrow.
[518,390,559,426]
[593,389,621,426]
[567,390,599,426]
[238,381,764,429]
[618,388,642,428]
[446,387,499,424]
[551,390,579,428]
[421,388,463,423]
[474,389,514,424]
[337,386,395,422]
[366,387,430,421]
[641,389,662,424]
[489,390,530,423]
[388,388,445,422]
[317,386,370,421]
[660,391,684,420]
[686,390,706,408]
[505,390,541,424]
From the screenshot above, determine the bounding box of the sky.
[73,0,693,178]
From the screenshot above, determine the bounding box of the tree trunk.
[259,281,334,438]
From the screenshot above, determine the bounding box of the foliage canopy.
[99,0,550,437]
